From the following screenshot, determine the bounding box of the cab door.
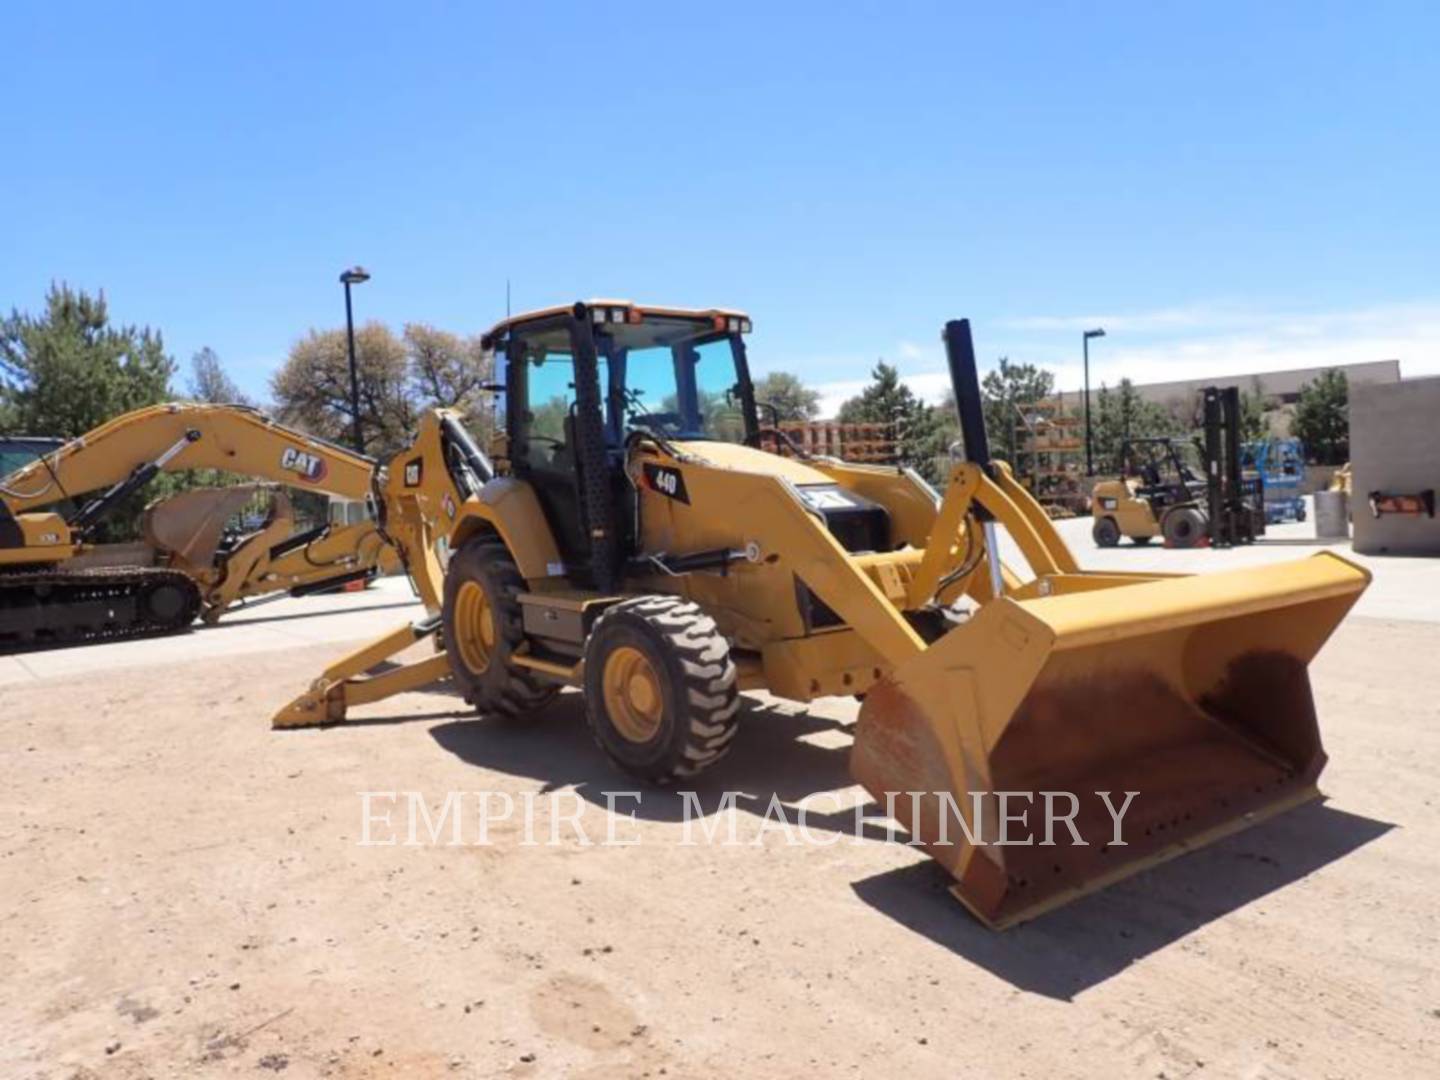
[501,317,620,588]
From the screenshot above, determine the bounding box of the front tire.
[1092,516,1122,547]
[443,540,557,718]
[1162,506,1208,548]
[583,596,739,783]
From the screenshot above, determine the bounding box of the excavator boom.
[0,403,398,647]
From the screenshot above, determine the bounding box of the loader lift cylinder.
[943,319,991,469]
[942,319,1006,597]
[439,413,493,492]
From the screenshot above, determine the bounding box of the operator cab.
[483,301,759,585]
[1119,436,1202,513]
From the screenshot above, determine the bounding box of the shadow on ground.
[425,692,1393,998]
[218,599,417,627]
[428,692,887,835]
[850,801,1393,1001]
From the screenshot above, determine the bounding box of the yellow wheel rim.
[602,645,664,743]
[453,580,496,674]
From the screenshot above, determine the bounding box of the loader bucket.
[850,552,1369,929]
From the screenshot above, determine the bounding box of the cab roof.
[483,300,751,343]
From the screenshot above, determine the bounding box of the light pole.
[339,266,371,453]
[1082,327,1106,475]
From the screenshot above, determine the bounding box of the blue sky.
[4,2,1437,414]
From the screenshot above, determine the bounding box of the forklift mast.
[1201,386,1266,547]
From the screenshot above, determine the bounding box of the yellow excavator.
[275,303,1369,927]
[0,403,466,646]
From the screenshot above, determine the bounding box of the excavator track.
[0,566,202,649]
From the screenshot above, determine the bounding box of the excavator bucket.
[144,484,276,574]
[851,551,1369,928]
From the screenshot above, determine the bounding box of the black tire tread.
[444,540,557,719]
[1092,516,1122,547]
[584,595,740,783]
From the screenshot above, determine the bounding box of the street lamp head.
[339,266,371,286]
[1084,327,1106,340]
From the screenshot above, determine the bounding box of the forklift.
[1091,385,1266,548]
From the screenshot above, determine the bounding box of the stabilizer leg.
[272,616,447,728]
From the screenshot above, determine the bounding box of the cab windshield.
[594,318,750,444]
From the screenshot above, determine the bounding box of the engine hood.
[676,440,835,485]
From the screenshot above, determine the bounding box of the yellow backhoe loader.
[275,302,1369,927]
[0,403,467,646]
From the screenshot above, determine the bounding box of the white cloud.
[814,370,953,419]
[1017,301,1440,391]
[795,300,1440,418]
[999,306,1218,334]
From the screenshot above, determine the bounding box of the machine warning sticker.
[1100,497,1118,510]
[404,459,423,487]
[280,447,328,483]
[798,485,856,510]
[643,463,690,504]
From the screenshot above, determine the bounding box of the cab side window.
[522,348,577,471]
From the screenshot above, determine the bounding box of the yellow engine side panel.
[1091,478,1160,538]
[0,513,75,566]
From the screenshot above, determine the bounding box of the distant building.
[1351,373,1440,555]
[1054,359,1402,415]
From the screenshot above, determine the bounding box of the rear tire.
[443,540,558,718]
[583,596,739,783]
[1092,516,1122,547]
[1162,506,1207,548]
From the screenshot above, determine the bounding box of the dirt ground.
[2,606,1437,1079]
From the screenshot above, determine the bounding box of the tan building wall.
[1054,359,1402,418]
[1351,376,1440,556]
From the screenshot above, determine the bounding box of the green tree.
[0,283,174,437]
[187,346,253,406]
[837,361,948,482]
[1291,368,1349,464]
[753,371,820,422]
[979,357,1055,473]
[1239,376,1269,444]
[272,322,500,456]
[1092,378,1182,473]
[403,323,493,438]
[270,323,416,457]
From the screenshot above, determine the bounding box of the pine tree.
[979,357,1055,472]
[1292,369,1349,464]
[836,361,948,481]
[0,283,174,437]
[188,347,253,406]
